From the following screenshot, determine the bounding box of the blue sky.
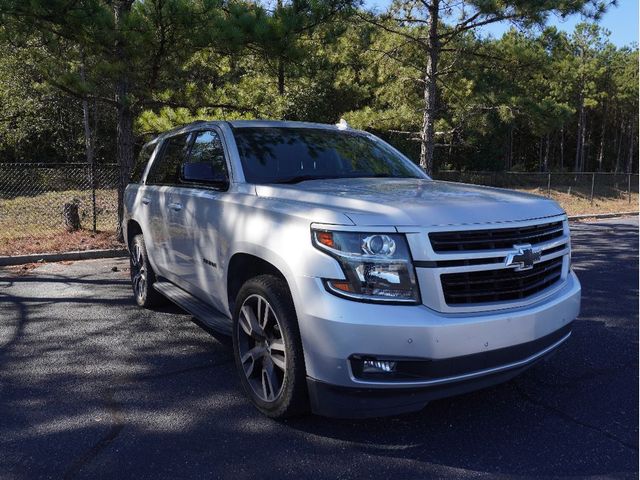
[364,0,639,47]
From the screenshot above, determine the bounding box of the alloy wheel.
[130,243,146,299]
[236,294,287,402]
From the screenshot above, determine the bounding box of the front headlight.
[312,229,420,304]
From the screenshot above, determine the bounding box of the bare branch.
[356,12,428,48]
[440,11,529,45]
[47,78,119,107]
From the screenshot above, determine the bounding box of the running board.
[153,281,232,335]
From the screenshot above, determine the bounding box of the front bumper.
[307,323,570,418]
[294,271,581,417]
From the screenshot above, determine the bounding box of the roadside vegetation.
[1,1,636,176]
[0,189,118,255]
[0,0,637,252]
[1,185,635,256]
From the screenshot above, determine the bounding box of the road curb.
[0,248,128,267]
[568,211,638,221]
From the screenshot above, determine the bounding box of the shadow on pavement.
[0,222,637,479]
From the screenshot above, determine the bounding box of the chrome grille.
[441,256,563,305]
[429,221,564,252]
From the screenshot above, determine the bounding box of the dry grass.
[0,188,120,256]
[0,186,637,256]
[0,230,121,256]
[522,188,639,216]
[0,189,118,241]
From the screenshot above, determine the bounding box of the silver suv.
[123,120,581,418]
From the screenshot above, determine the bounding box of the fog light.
[362,359,397,374]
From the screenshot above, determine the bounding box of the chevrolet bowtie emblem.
[505,244,541,271]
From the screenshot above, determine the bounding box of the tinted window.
[131,143,156,183]
[183,130,228,178]
[233,128,425,184]
[147,133,190,185]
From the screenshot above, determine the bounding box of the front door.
[170,129,230,312]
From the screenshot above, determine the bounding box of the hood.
[255,178,564,227]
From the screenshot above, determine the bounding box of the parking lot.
[0,217,637,479]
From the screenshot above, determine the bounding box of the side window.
[183,130,228,178]
[147,133,190,185]
[130,143,155,183]
[178,130,229,187]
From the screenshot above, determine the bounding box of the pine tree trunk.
[80,53,97,234]
[116,103,134,239]
[80,62,94,170]
[560,127,564,172]
[615,119,625,173]
[278,60,285,95]
[584,121,591,172]
[574,97,584,172]
[579,113,587,172]
[543,134,550,172]
[81,72,97,233]
[596,113,606,172]
[419,0,439,175]
[277,0,285,95]
[627,120,636,173]
[505,124,513,170]
[114,0,135,242]
[538,137,543,171]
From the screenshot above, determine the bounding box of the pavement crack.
[59,359,233,478]
[514,384,638,453]
[62,390,125,480]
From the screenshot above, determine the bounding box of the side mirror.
[181,162,228,186]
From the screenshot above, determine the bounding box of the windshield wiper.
[272,174,346,184]
[271,173,412,184]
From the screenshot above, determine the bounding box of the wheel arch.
[125,219,143,251]
[227,252,294,314]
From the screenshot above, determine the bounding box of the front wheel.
[232,275,308,418]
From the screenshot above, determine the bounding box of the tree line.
[0,1,636,186]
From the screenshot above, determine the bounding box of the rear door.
[126,141,159,253]
[144,132,192,279]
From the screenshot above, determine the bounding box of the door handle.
[141,197,151,205]
[168,202,183,212]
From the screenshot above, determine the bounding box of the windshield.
[232,127,427,184]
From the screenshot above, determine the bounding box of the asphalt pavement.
[0,217,637,479]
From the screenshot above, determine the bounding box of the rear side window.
[184,130,228,177]
[131,143,155,183]
[147,133,190,185]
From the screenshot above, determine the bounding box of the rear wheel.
[232,275,308,418]
[130,234,164,308]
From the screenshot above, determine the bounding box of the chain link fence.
[434,171,639,215]
[0,163,637,256]
[0,163,119,255]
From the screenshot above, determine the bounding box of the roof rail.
[160,119,210,137]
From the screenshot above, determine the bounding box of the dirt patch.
[0,230,122,256]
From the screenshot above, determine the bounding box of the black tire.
[232,275,308,418]
[129,234,164,308]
